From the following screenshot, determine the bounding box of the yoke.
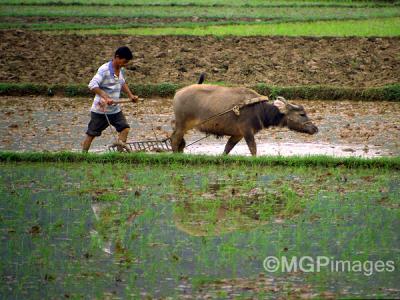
[232,95,270,116]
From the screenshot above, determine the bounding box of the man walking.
[82,46,138,152]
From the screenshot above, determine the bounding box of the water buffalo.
[171,77,318,156]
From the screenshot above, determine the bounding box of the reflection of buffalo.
[173,188,281,237]
[171,75,318,155]
[173,202,265,237]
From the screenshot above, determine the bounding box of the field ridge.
[1,151,399,169]
[1,82,399,101]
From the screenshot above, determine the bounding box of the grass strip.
[1,5,399,20]
[256,83,400,101]
[0,82,181,97]
[70,17,400,37]
[0,151,399,169]
[1,16,398,31]
[1,82,399,101]
[2,0,399,8]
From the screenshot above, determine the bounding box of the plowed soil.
[0,30,399,87]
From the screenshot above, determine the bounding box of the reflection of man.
[82,46,139,152]
[91,202,142,255]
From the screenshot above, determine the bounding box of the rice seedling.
[0,161,398,298]
[1,3,399,20]
[71,17,400,37]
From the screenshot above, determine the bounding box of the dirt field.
[0,30,399,87]
[1,96,399,157]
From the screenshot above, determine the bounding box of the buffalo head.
[273,97,318,134]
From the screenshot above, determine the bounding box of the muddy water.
[1,164,399,299]
[0,96,399,157]
[187,141,386,157]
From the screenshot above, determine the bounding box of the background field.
[2,0,399,6]
[2,4,398,19]
[70,18,399,36]
[1,0,399,36]
[1,0,399,90]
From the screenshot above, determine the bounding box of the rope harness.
[184,95,270,148]
[106,95,314,152]
[192,95,270,129]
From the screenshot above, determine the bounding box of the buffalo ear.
[273,99,288,114]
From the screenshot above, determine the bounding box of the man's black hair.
[115,46,133,60]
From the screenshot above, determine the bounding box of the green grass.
[1,82,400,101]
[1,15,398,33]
[2,2,398,37]
[2,0,399,7]
[0,82,182,97]
[0,151,399,169]
[70,17,400,37]
[1,4,399,19]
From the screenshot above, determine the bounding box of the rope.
[185,96,268,148]
[104,112,118,141]
[104,111,131,152]
[182,106,238,148]
[193,106,239,129]
[185,134,211,148]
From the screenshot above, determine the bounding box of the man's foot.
[112,140,131,152]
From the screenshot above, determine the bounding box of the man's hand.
[122,82,138,103]
[100,96,114,106]
[98,96,114,112]
[106,97,114,105]
[129,94,139,103]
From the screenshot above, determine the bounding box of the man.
[82,46,139,152]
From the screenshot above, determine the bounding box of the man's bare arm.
[122,83,139,103]
[91,87,113,104]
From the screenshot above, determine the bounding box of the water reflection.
[1,165,399,299]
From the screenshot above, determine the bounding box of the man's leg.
[118,128,129,143]
[82,134,95,152]
[83,112,108,152]
[111,112,130,143]
[111,112,130,152]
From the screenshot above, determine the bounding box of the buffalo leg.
[178,137,186,152]
[224,135,242,155]
[244,132,257,156]
[171,129,185,153]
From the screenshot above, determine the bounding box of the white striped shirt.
[88,61,126,114]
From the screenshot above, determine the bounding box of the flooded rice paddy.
[0,95,399,298]
[0,96,399,157]
[0,163,399,298]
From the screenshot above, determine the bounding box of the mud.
[0,30,399,87]
[0,96,398,157]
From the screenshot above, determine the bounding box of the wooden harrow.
[108,138,172,153]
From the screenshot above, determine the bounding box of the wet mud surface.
[0,96,399,157]
[0,30,399,87]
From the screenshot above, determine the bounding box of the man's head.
[114,46,133,68]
